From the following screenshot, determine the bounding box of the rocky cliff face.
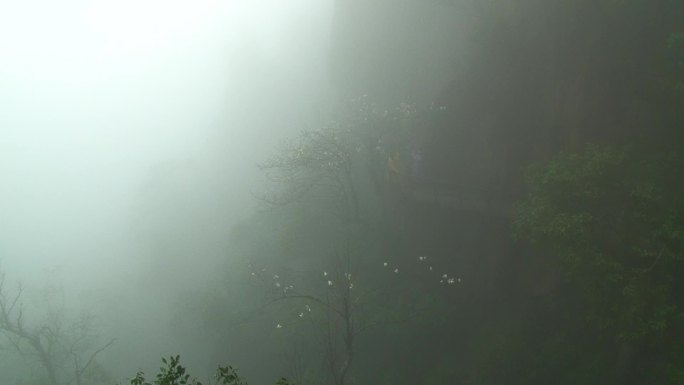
[326,0,683,300]
[328,0,470,105]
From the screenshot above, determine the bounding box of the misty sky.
[0,0,333,291]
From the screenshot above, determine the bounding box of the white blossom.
[276,323,282,329]
[327,280,333,286]
[394,268,399,274]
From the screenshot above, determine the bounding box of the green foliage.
[129,355,195,385]
[515,143,684,379]
[126,356,293,385]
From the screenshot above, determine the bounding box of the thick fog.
[2,1,682,385]
[1,0,333,381]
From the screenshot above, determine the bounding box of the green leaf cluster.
[514,143,684,380]
[126,356,293,385]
